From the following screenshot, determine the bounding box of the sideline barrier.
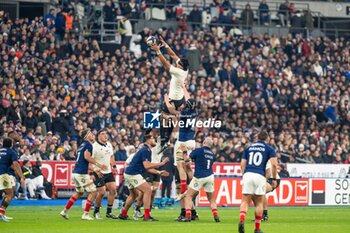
[197,178,350,207]
[38,161,350,206]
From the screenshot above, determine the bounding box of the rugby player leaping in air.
[150,36,190,152]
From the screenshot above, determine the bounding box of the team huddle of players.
[0,36,280,233]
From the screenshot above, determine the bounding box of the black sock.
[2,197,10,208]
[263,210,268,216]
[191,209,197,216]
[135,205,141,211]
[107,204,113,214]
[94,206,100,214]
[180,208,185,217]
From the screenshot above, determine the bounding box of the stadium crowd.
[0,0,350,167]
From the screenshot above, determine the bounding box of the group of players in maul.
[0,37,280,233]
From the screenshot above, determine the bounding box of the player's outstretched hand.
[158,36,167,47]
[159,170,169,177]
[162,157,170,164]
[150,43,161,52]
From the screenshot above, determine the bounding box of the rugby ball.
[146,36,156,46]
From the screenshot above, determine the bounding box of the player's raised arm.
[159,36,180,62]
[151,43,171,71]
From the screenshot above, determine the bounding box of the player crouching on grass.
[180,137,220,223]
[0,138,25,223]
[238,130,277,233]
[60,128,107,221]
[92,129,119,220]
[118,129,169,221]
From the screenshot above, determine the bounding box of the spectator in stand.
[103,0,116,30]
[44,9,56,28]
[20,148,34,161]
[278,164,290,177]
[123,0,140,32]
[202,8,212,29]
[304,10,313,34]
[221,0,236,15]
[0,9,350,164]
[22,159,51,199]
[120,15,133,50]
[32,160,53,198]
[115,143,127,161]
[291,11,305,36]
[188,4,202,31]
[177,14,188,33]
[241,4,254,29]
[55,7,66,40]
[278,0,289,27]
[258,0,270,26]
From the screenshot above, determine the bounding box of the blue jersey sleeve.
[190,148,200,160]
[141,150,151,162]
[10,150,19,163]
[87,143,93,154]
[268,146,276,159]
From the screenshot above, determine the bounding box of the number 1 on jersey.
[207,159,210,169]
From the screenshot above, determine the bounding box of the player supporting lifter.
[180,137,220,222]
[0,138,25,222]
[150,36,189,152]
[118,129,169,221]
[133,143,163,220]
[164,81,198,220]
[60,129,107,220]
[239,130,277,233]
[92,129,118,220]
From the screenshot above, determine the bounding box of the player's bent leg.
[182,188,197,222]
[0,188,14,222]
[82,189,97,221]
[151,181,160,204]
[262,194,268,221]
[94,186,106,219]
[133,190,144,220]
[105,182,118,219]
[206,192,220,222]
[185,162,193,181]
[60,191,84,219]
[136,182,156,221]
[176,161,188,201]
[252,195,264,233]
[119,188,137,220]
[239,194,252,233]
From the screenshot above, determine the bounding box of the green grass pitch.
[1,206,349,233]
